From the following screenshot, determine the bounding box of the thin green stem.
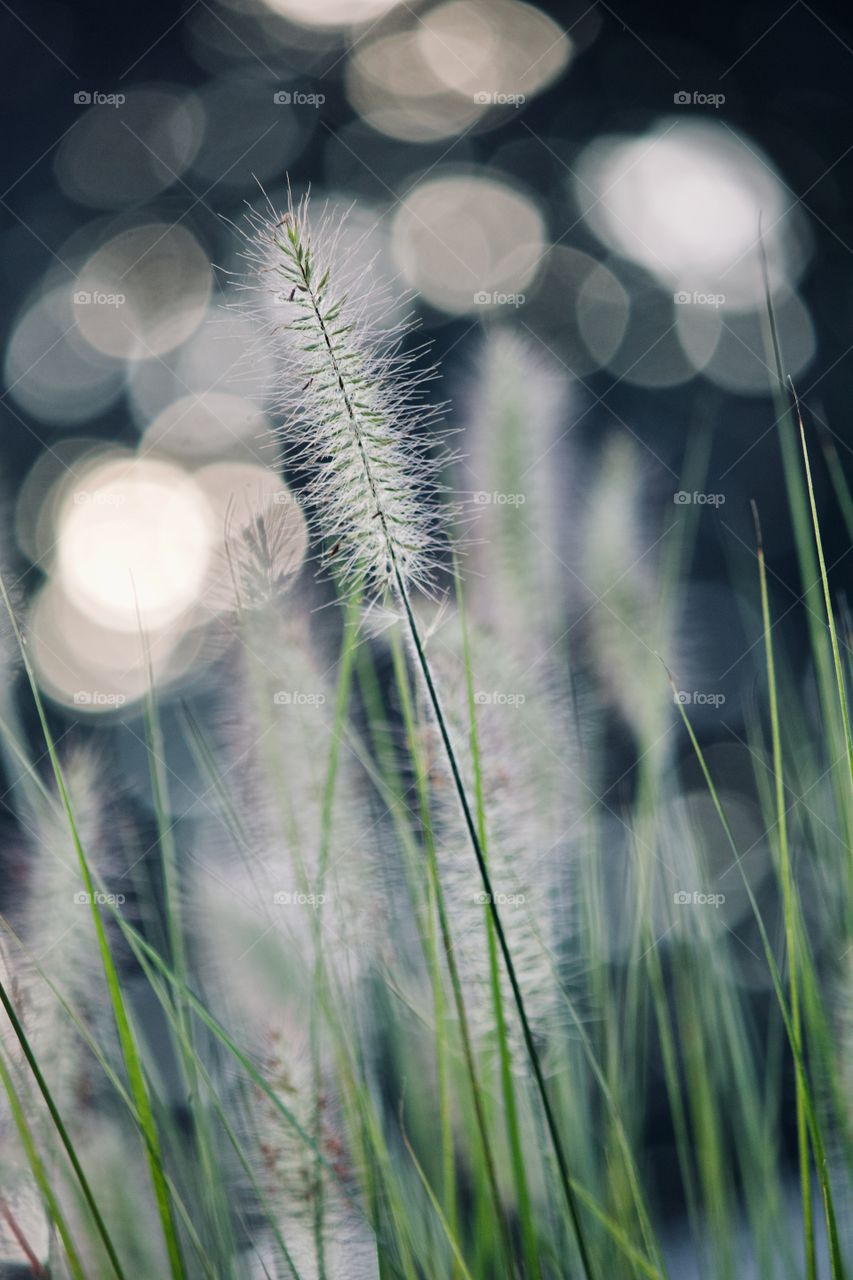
[753,504,815,1280]
[396,572,595,1277]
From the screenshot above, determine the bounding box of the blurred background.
[2,0,853,735]
[1,0,852,732]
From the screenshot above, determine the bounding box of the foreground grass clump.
[0,195,850,1279]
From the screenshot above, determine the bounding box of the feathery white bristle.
[214,490,309,612]
[238,1010,378,1280]
[196,608,378,1013]
[0,944,50,1274]
[461,328,573,650]
[0,748,117,1274]
[577,435,675,753]
[14,746,116,1119]
[240,192,448,595]
[417,610,578,1057]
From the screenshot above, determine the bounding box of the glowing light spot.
[392,172,545,314]
[347,1,570,141]
[347,30,486,142]
[56,457,214,631]
[258,0,402,27]
[419,1,571,100]
[573,121,809,308]
[29,581,206,715]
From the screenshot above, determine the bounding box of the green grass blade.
[668,669,847,1280]
[791,384,853,789]
[752,503,816,1280]
[0,575,186,1279]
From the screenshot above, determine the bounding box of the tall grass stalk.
[251,192,596,1275]
[753,502,815,1280]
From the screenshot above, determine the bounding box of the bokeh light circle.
[392,172,545,314]
[5,287,124,425]
[141,393,274,463]
[55,455,215,632]
[55,86,205,209]
[573,120,807,308]
[74,224,212,360]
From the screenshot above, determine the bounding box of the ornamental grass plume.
[241,192,448,596]
[192,494,381,1280]
[14,747,116,1119]
[459,328,574,654]
[240,1008,378,1280]
[200,494,380,999]
[213,490,309,613]
[421,611,577,1059]
[0,942,49,1276]
[0,747,121,1277]
[576,434,676,765]
[243,190,595,1274]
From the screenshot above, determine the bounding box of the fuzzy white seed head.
[0,1181,49,1271]
[577,435,675,755]
[416,610,578,1058]
[0,748,119,1274]
[0,944,50,1274]
[240,193,450,596]
[239,1011,378,1280]
[460,328,573,650]
[215,490,309,612]
[12,746,117,1120]
[195,605,380,1020]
